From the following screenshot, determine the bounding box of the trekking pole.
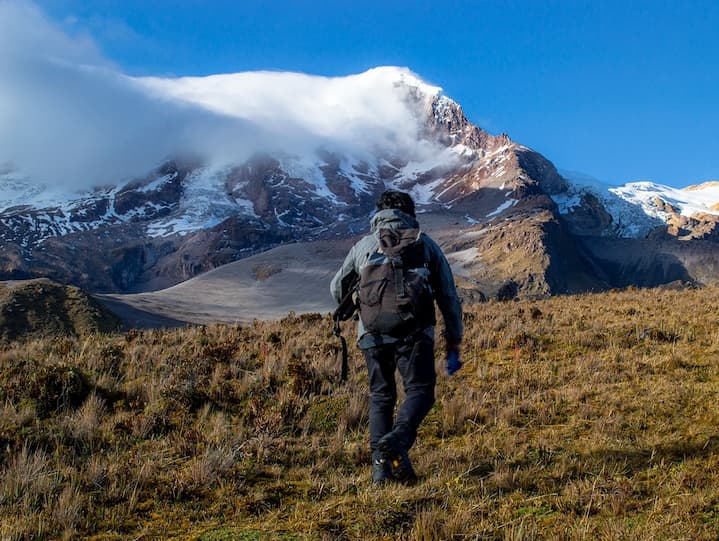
[331,274,358,384]
[333,318,349,383]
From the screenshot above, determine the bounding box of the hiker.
[330,190,463,484]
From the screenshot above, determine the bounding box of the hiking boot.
[371,453,392,485]
[377,433,417,484]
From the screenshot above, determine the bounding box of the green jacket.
[330,208,463,349]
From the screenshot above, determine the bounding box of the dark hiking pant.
[362,333,436,454]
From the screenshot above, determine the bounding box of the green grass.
[198,528,299,540]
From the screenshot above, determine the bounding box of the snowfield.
[610,181,719,219]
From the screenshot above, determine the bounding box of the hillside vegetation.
[2,286,719,539]
[0,279,122,343]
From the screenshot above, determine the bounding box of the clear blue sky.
[35,0,719,187]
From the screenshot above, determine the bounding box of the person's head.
[375,190,416,218]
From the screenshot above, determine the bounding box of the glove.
[445,348,463,376]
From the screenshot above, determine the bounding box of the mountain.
[0,67,717,308]
[553,172,719,239]
[550,174,719,289]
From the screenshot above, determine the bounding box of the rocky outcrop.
[426,95,497,150]
[515,148,568,195]
[662,211,719,241]
[561,192,615,237]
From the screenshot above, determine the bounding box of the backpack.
[357,227,435,336]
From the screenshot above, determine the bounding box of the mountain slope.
[5,286,719,539]
[99,208,606,328]
[97,238,353,327]
[554,173,719,240]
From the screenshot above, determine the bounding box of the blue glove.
[446,349,462,375]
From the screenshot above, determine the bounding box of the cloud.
[136,67,445,162]
[0,1,445,189]
[0,0,256,187]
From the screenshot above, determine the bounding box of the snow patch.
[451,144,477,159]
[146,217,196,237]
[136,172,178,193]
[486,199,518,218]
[449,246,479,264]
[338,158,374,196]
[551,192,583,214]
[555,171,668,238]
[448,247,480,278]
[0,172,88,213]
[283,155,341,203]
[146,167,250,238]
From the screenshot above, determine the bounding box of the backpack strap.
[391,255,406,299]
[332,317,349,383]
[331,272,359,384]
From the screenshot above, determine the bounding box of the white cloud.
[0,0,446,189]
[135,67,445,165]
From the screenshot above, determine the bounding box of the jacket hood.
[370,208,419,233]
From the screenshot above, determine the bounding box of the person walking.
[330,190,463,484]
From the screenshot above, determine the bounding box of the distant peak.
[684,180,719,191]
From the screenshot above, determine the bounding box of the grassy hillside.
[2,286,719,539]
[0,279,122,343]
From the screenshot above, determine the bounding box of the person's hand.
[445,344,462,375]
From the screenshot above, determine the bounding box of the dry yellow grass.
[1,286,719,539]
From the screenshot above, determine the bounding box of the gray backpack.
[358,227,435,336]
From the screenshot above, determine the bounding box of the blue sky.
[30,0,719,186]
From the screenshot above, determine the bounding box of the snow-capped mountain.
[552,171,719,240]
[1,68,524,239]
[611,181,719,220]
[0,67,717,296]
[0,67,547,292]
